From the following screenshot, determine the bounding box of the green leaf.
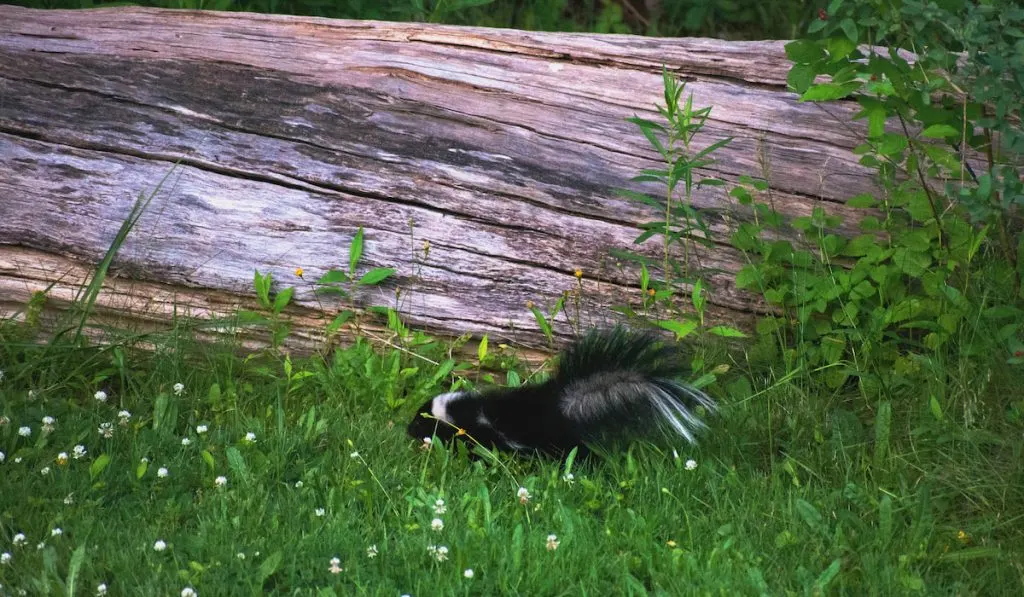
[349,227,365,275]
[657,319,698,340]
[878,495,893,546]
[815,559,842,590]
[272,287,294,314]
[90,454,111,480]
[316,270,348,285]
[827,36,857,61]
[929,395,944,421]
[477,334,489,363]
[136,459,149,480]
[530,306,552,341]
[202,450,216,471]
[226,447,250,484]
[877,134,909,156]
[787,64,817,93]
[801,82,861,102]
[511,523,524,571]
[795,498,824,532]
[839,18,858,43]
[785,39,825,64]
[847,193,877,208]
[152,393,169,431]
[921,124,959,139]
[357,267,396,286]
[258,550,284,584]
[66,544,87,597]
[892,248,932,277]
[326,311,353,335]
[865,105,887,138]
[253,270,271,308]
[873,400,892,469]
[707,326,748,338]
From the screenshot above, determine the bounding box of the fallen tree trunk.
[0,6,876,353]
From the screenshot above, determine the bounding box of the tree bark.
[0,6,874,354]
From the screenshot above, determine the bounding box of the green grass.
[1,318,1022,596]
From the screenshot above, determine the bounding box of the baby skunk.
[407,327,715,456]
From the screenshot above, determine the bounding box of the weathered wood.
[0,6,875,352]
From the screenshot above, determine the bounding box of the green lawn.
[1,323,1022,596]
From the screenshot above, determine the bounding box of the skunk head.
[407,391,466,443]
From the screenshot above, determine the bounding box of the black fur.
[407,327,715,456]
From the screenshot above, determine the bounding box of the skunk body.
[407,327,715,456]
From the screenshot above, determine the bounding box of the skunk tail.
[555,327,715,444]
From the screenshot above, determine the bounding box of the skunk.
[407,327,715,456]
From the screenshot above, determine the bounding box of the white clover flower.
[463,568,474,579]
[420,437,432,450]
[140,456,149,463]
[73,445,87,459]
[117,410,131,425]
[37,541,46,550]
[685,459,698,471]
[157,467,169,478]
[245,431,256,443]
[546,534,560,551]
[98,422,114,438]
[27,390,37,400]
[181,437,191,446]
[517,487,530,504]
[12,533,26,546]
[236,552,246,560]
[328,556,343,574]
[349,451,360,460]
[562,472,575,484]
[214,476,227,487]
[57,452,68,465]
[96,583,108,596]
[40,466,51,475]
[294,481,303,488]
[315,508,325,517]
[0,552,10,564]
[196,424,208,434]
[366,544,378,559]
[180,587,197,597]
[14,457,22,463]
[433,545,449,562]
[42,416,55,432]
[18,426,31,437]
[173,383,185,396]
[94,390,107,403]
[153,539,167,552]
[64,493,74,505]
[51,528,62,537]
[431,518,444,532]
[433,498,446,515]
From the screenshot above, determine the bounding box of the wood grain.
[0,6,874,352]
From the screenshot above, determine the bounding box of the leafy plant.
[617,70,745,343]
[731,0,1024,394]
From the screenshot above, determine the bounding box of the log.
[0,6,875,354]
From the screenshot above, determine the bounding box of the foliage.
[730,0,1024,394]
[10,0,828,40]
[616,70,746,348]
